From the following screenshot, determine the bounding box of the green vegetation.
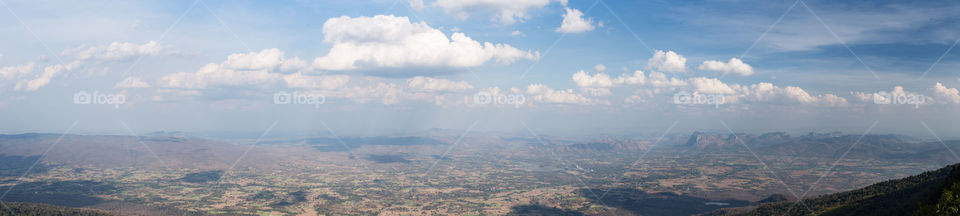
[738,163,960,216]
[915,180,960,215]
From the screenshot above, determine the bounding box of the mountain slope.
[730,163,960,216]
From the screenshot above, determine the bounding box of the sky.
[1,0,959,138]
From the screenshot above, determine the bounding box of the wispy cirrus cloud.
[62,41,164,61]
[432,0,551,25]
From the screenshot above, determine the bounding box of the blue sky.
[1,0,959,138]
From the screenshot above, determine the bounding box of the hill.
[721,162,960,215]
[557,138,650,152]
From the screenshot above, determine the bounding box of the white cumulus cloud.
[572,70,613,96]
[613,72,847,106]
[698,58,754,76]
[930,82,960,104]
[572,70,612,88]
[161,49,300,89]
[736,82,847,106]
[555,7,595,33]
[849,83,960,105]
[689,77,737,94]
[613,70,647,85]
[647,50,686,73]
[647,71,689,87]
[312,15,539,73]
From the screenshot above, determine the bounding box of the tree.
[935,182,960,215]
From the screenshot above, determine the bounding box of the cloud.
[572,68,688,97]
[762,4,960,51]
[409,0,425,11]
[62,41,163,61]
[114,77,151,89]
[572,70,613,88]
[930,82,960,104]
[613,70,647,85]
[689,77,737,94]
[407,76,474,92]
[161,49,299,89]
[850,83,959,105]
[312,15,539,73]
[572,70,613,96]
[151,89,202,102]
[282,72,350,89]
[851,86,915,104]
[222,48,279,70]
[15,61,81,91]
[0,62,36,80]
[339,82,404,105]
[555,7,595,33]
[525,83,605,105]
[624,89,660,104]
[162,64,280,89]
[735,82,847,106]
[647,50,686,73]
[580,88,612,97]
[609,70,846,106]
[646,71,688,87]
[622,81,849,106]
[595,69,685,87]
[569,66,845,106]
[593,64,606,72]
[511,30,525,37]
[698,58,754,76]
[279,75,406,105]
[216,48,306,72]
[850,91,874,102]
[678,2,960,52]
[432,0,551,25]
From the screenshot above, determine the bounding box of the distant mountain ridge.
[558,138,650,152]
[684,131,850,150]
[679,131,953,162]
